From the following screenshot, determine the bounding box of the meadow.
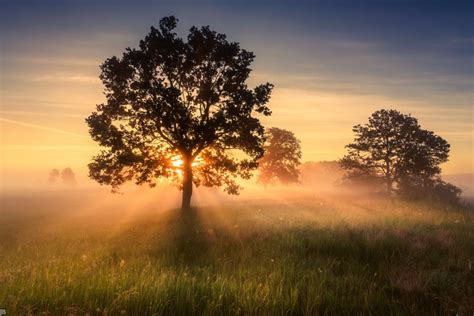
[0,189,473,315]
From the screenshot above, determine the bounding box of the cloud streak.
[0,117,88,138]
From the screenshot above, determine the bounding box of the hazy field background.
[1,187,473,315]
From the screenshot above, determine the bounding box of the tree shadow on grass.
[147,208,214,268]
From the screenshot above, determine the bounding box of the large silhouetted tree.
[257,127,301,185]
[340,109,451,195]
[86,17,273,211]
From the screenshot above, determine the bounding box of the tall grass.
[1,193,473,315]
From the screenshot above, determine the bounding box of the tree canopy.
[257,127,302,185]
[340,109,453,197]
[86,16,273,210]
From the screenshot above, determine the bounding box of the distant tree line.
[257,109,461,204]
[48,167,77,186]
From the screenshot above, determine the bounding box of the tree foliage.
[340,109,459,202]
[86,16,273,209]
[257,127,302,185]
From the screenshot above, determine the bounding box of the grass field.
[0,190,473,315]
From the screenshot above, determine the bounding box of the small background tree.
[61,167,77,186]
[257,127,302,185]
[86,16,273,211]
[340,109,460,203]
[47,169,60,184]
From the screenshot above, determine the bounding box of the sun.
[170,155,204,177]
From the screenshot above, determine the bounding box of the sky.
[0,0,473,188]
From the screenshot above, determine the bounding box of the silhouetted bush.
[398,178,462,205]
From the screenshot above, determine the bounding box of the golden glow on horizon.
[1,87,472,187]
[0,60,472,186]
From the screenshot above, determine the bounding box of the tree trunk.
[386,176,392,195]
[181,157,193,211]
[384,135,392,195]
[385,154,392,194]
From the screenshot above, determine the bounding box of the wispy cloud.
[29,74,99,84]
[10,56,101,67]
[0,117,88,138]
[3,145,96,151]
[0,111,85,118]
